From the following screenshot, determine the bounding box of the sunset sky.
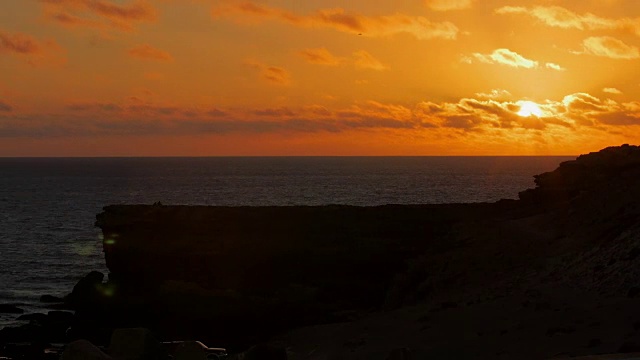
[1,0,639,156]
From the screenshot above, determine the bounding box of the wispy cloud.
[298,48,388,70]
[425,0,474,11]
[352,50,388,71]
[0,101,12,112]
[244,60,291,85]
[463,49,564,71]
[211,1,459,40]
[475,89,512,100]
[0,29,65,66]
[468,49,538,69]
[0,31,42,55]
[581,36,640,59]
[298,48,343,66]
[496,5,640,37]
[128,44,174,62]
[545,63,566,71]
[603,87,623,95]
[40,0,157,32]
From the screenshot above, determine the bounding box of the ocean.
[0,156,572,328]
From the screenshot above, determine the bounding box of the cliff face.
[95,203,506,309]
[92,145,640,355]
[95,203,511,346]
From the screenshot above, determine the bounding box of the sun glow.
[517,101,543,117]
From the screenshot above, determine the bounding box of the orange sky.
[1,0,639,155]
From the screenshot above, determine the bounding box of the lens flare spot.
[102,286,115,297]
[72,243,95,256]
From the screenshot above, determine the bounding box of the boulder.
[67,271,105,309]
[61,340,112,360]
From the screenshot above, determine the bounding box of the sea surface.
[0,156,573,328]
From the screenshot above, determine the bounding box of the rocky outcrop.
[519,144,640,205]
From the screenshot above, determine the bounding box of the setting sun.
[517,101,544,118]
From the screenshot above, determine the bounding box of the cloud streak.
[298,48,343,66]
[425,0,474,11]
[245,60,291,85]
[0,101,13,112]
[463,49,564,70]
[40,0,157,32]
[352,50,388,71]
[496,5,640,37]
[581,36,640,59]
[128,44,174,61]
[0,29,65,66]
[211,1,459,40]
[298,48,388,70]
[603,88,623,95]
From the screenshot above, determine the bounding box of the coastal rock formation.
[519,144,640,206]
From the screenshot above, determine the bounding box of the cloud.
[253,107,296,117]
[128,44,174,61]
[416,93,640,130]
[603,87,623,94]
[495,5,640,36]
[581,36,640,59]
[245,60,291,85]
[298,48,343,66]
[0,101,12,112]
[464,49,533,69]
[298,48,388,70]
[40,0,157,32]
[5,91,639,141]
[545,63,565,71]
[475,89,512,100]
[211,1,459,40]
[352,50,388,71]
[464,49,566,71]
[66,102,122,112]
[0,31,42,55]
[0,29,65,66]
[425,0,474,11]
[555,93,640,126]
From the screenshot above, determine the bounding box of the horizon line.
[0,155,579,159]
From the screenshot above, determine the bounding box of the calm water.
[0,156,572,327]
